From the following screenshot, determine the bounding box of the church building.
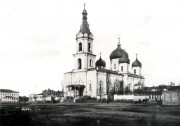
[63,6,145,100]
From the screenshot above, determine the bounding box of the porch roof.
[66,84,85,88]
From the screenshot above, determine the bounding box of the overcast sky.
[0,0,180,96]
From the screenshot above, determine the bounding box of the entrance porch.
[66,84,85,97]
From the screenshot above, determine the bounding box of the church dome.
[132,55,142,67]
[96,56,106,68]
[110,42,130,64]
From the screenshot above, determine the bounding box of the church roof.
[97,69,124,76]
[77,5,92,36]
[128,74,145,79]
[110,40,130,63]
[0,89,18,93]
[95,55,106,68]
[132,56,142,67]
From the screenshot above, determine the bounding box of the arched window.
[89,59,92,66]
[114,64,116,69]
[121,66,123,72]
[134,69,136,74]
[89,83,91,91]
[79,43,82,51]
[98,81,103,96]
[78,59,81,69]
[88,43,91,52]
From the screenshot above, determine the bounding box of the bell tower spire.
[84,3,86,9]
[78,3,91,35]
[74,4,96,71]
[82,3,87,20]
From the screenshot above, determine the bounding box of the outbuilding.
[162,90,180,105]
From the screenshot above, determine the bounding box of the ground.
[1,103,180,126]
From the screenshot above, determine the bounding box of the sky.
[0,0,180,96]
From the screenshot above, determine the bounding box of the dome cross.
[136,53,138,59]
[84,3,86,10]
[118,37,121,47]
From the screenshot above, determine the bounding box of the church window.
[98,81,103,96]
[90,59,92,66]
[114,64,116,69]
[79,43,82,51]
[134,69,136,74]
[121,66,123,72]
[88,43,91,52]
[78,59,82,69]
[89,83,91,91]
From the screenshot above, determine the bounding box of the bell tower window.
[114,64,116,69]
[78,59,82,69]
[134,69,136,74]
[79,43,82,51]
[88,43,91,52]
[89,59,93,67]
[121,66,123,72]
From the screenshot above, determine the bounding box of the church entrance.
[66,84,85,97]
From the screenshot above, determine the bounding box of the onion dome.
[76,4,93,39]
[96,53,106,68]
[132,54,142,67]
[110,38,130,64]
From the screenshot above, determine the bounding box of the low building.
[28,93,43,103]
[0,89,19,103]
[143,86,162,101]
[28,89,63,103]
[19,96,29,103]
[42,89,63,97]
[143,85,180,104]
[162,90,180,105]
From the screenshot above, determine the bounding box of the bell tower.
[73,4,96,71]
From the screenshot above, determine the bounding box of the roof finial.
[84,3,86,10]
[118,37,121,46]
[136,53,138,59]
[100,52,101,58]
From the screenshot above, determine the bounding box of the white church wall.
[128,76,134,91]
[87,55,96,68]
[118,63,129,73]
[74,54,85,70]
[70,71,97,97]
[87,70,97,97]
[97,72,107,97]
[108,74,123,91]
[123,74,128,88]
[111,59,119,71]
[76,37,93,53]
[74,54,95,70]
[63,70,98,98]
[63,72,72,96]
[141,78,145,86]
[133,77,140,85]
[132,67,141,75]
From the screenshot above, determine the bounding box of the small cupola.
[96,53,106,69]
[132,54,142,67]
